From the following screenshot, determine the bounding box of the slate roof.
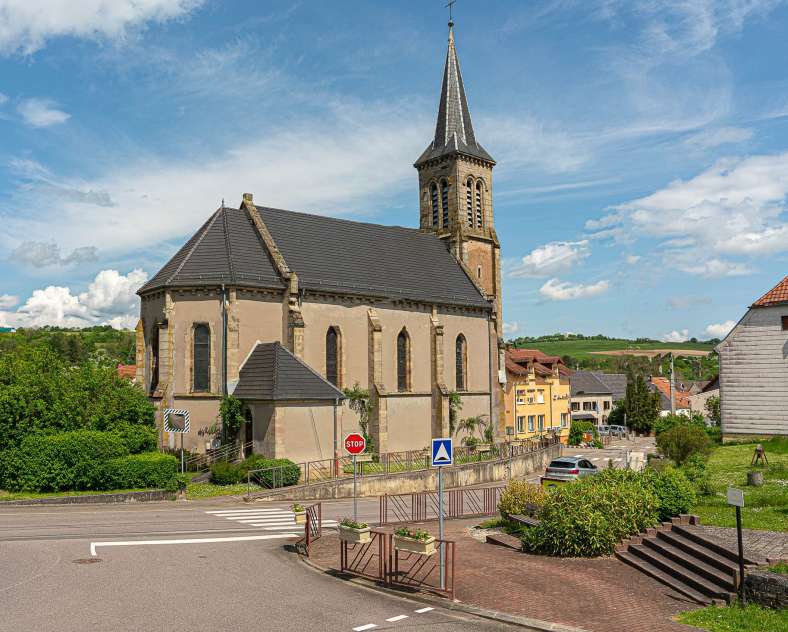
[592,372,628,401]
[258,206,490,308]
[139,206,284,294]
[233,341,345,401]
[415,25,494,167]
[752,275,788,307]
[570,371,612,397]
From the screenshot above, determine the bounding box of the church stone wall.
[385,396,433,452]
[440,309,491,394]
[236,292,285,366]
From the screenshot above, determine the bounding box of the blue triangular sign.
[432,438,453,466]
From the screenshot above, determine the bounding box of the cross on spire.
[446,0,456,24]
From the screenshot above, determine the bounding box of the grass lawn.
[676,604,788,632]
[516,338,714,360]
[770,562,788,575]
[184,471,263,498]
[0,487,156,501]
[692,438,787,532]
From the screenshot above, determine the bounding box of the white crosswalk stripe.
[205,508,337,530]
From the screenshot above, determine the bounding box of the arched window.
[430,183,439,227]
[326,327,339,386]
[397,328,411,392]
[149,326,159,394]
[441,179,449,228]
[475,181,483,228]
[193,324,211,392]
[465,179,474,227]
[455,334,467,391]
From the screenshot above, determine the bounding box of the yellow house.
[504,349,571,444]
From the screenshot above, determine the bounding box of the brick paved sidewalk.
[690,525,787,563]
[308,518,702,632]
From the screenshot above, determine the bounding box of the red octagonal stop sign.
[344,433,366,455]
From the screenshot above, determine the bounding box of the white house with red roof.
[717,276,788,440]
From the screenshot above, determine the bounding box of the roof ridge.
[256,205,439,235]
[222,206,236,282]
[165,208,222,286]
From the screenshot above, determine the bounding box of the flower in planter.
[339,517,368,530]
[291,503,305,513]
[394,527,432,542]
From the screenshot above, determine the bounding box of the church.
[135,22,506,464]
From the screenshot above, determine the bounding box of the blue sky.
[1,0,787,340]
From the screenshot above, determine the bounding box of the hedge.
[112,424,158,454]
[522,469,660,557]
[210,455,301,487]
[498,480,546,519]
[0,431,128,492]
[643,465,696,521]
[103,453,178,490]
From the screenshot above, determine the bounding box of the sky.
[1,0,788,341]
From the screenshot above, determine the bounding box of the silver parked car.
[544,456,599,481]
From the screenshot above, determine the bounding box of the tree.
[656,425,712,465]
[619,374,661,434]
[705,395,721,425]
[455,415,491,447]
[448,391,463,436]
[343,383,373,452]
[219,395,245,442]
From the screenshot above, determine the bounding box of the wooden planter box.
[339,525,371,544]
[294,511,306,524]
[394,535,436,556]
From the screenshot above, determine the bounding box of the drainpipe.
[221,284,228,444]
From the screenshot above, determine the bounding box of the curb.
[0,489,175,506]
[297,552,587,632]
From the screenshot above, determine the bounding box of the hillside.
[512,338,715,361]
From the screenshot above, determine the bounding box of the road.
[0,499,510,632]
[0,438,652,631]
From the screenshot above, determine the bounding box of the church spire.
[415,21,494,167]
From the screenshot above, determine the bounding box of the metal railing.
[379,485,505,524]
[184,440,253,472]
[296,503,322,557]
[247,462,307,495]
[340,530,455,600]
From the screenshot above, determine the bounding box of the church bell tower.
[415,20,502,327]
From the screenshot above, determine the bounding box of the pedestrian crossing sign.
[431,438,453,467]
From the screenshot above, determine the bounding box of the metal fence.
[184,440,252,472]
[340,530,455,600]
[379,485,505,524]
[296,503,322,557]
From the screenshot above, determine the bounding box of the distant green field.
[515,339,715,360]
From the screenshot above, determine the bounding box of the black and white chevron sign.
[164,409,190,433]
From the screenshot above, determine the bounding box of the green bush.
[210,460,244,485]
[498,480,547,519]
[643,466,696,521]
[166,473,188,492]
[113,424,158,454]
[569,420,598,446]
[656,424,712,465]
[680,453,713,496]
[241,456,300,487]
[0,431,129,492]
[522,469,659,557]
[103,453,178,490]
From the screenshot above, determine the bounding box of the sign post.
[344,433,366,522]
[431,437,453,591]
[164,409,190,474]
[727,487,746,606]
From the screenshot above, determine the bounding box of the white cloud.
[17,98,70,127]
[662,329,690,343]
[0,294,18,309]
[590,152,788,276]
[684,126,753,150]
[3,269,146,329]
[667,295,712,309]
[0,92,8,105]
[625,255,641,265]
[503,322,520,336]
[9,241,98,267]
[539,278,610,301]
[507,240,590,278]
[0,0,203,55]
[705,320,737,338]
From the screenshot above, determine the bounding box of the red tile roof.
[752,275,788,307]
[505,349,565,378]
[650,377,691,409]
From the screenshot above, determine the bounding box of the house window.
[516,416,525,433]
[397,328,410,392]
[326,327,339,386]
[571,402,579,411]
[604,400,611,410]
[475,181,483,228]
[527,416,535,432]
[430,183,439,227]
[466,179,474,227]
[441,179,449,228]
[538,415,545,432]
[516,391,526,405]
[561,413,569,428]
[149,326,159,394]
[782,315,788,331]
[193,324,210,392]
[537,390,545,404]
[455,334,467,391]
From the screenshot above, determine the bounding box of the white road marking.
[352,625,377,631]
[254,522,337,529]
[206,509,289,515]
[386,615,408,622]
[592,458,600,462]
[415,607,434,613]
[90,533,298,556]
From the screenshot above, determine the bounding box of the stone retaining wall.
[251,444,560,501]
[745,571,788,609]
[0,489,174,506]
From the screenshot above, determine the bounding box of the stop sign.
[344,433,366,455]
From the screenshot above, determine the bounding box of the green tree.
[219,395,245,442]
[705,395,721,425]
[620,374,661,434]
[343,383,373,452]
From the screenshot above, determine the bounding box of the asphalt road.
[0,499,512,632]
